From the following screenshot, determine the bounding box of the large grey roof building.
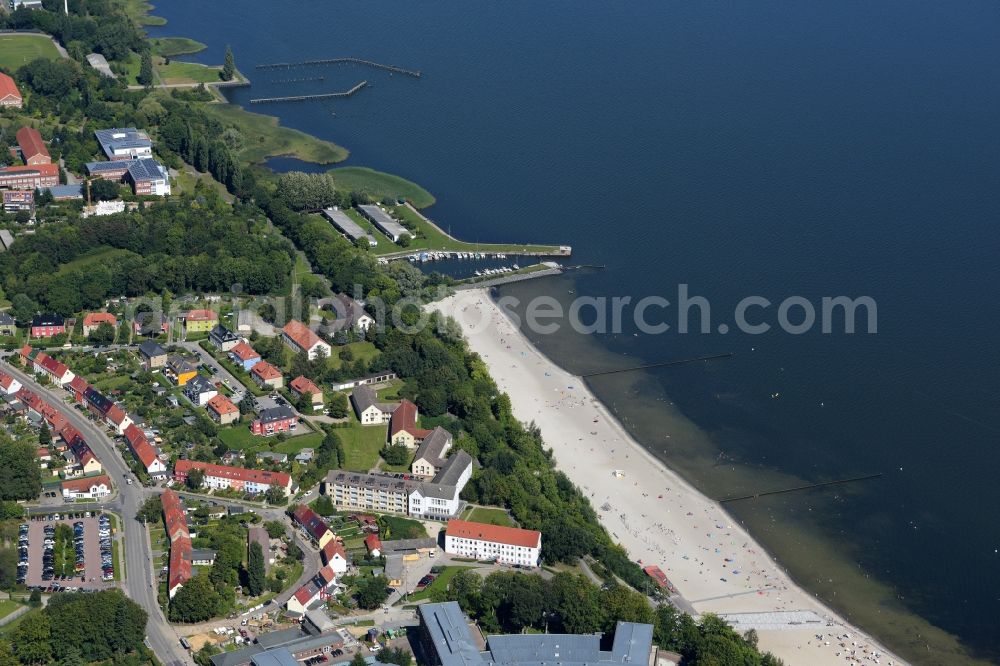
[357,204,412,243]
[323,207,377,247]
[418,602,654,666]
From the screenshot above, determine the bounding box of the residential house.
[281,320,332,360]
[16,127,50,165]
[444,519,542,567]
[0,72,22,108]
[0,164,58,189]
[166,355,197,386]
[61,474,111,500]
[206,394,240,425]
[330,293,375,333]
[67,376,88,403]
[20,345,75,386]
[389,399,430,448]
[83,386,132,434]
[350,385,395,425]
[138,340,167,369]
[0,370,21,395]
[330,370,398,392]
[364,534,382,558]
[320,539,348,574]
[169,534,192,599]
[251,360,283,390]
[209,324,240,351]
[289,375,323,411]
[256,451,288,465]
[133,311,169,337]
[124,423,167,478]
[94,128,152,161]
[285,565,337,615]
[29,313,65,338]
[173,460,294,497]
[82,312,117,336]
[251,405,297,436]
[183,375,218,406]
[0,313,15,337]
[292,504,334,549]
[183,309,218,334]
[295,449,314,465]
[411,427,454,478]
[228,341,261,371]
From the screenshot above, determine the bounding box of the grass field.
[460,506,516,527]
[203,104,348,166]
[0,599,21,621]
[119,0,167,26]
[337,416,388,471]
[327,341,380,371]
[216,424,258,450]
[330,167,435,209]
[158,60,224,85]
[366,204,563,257]
[58,248,140,275]
[151,37,206,57]
[0,34,62,71]
[408,566,471,601]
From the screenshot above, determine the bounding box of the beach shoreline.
[433,288,907,666]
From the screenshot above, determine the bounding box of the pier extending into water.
[256,57,422,78]
[269,76,326,85]
[250,81,367,104]
[581,353,734,378]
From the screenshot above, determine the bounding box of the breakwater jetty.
[250,81,367,104]
[269,76,326,84]
[256,57,421,78]
[718,473,883,503]
[455,265,564,290]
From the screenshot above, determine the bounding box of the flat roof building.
[357,204,411,243]
[94,128,153,161]
[323,207,377,246]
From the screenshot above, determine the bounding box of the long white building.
[444,519,542,567]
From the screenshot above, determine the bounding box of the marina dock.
[249,81,367,104]
[256,57,421,78]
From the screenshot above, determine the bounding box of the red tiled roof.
[364,534,382,553]
[61,474,110,493]
[37,353,71,380]
[0,163,58,177]
[106,403,128,426]
[68,375,89,395]
[290,375,321,397]
[185,309,217,322]
[292,505,330,542]
[174,460,291,488]
[321,539,347,565]
[0,73,20,102]
[36,447,50,458]
[446,519,541,549]
[282,320,324,352]
[16,127,48,161]
[251,360,282,381]
[161,489,189,541]
[169,535,192,592]
[207,394,239,416]
[0,370,17,390]
[124,423,159,469]
[82,312,117,328]
[229,341,259,361]
[389,399,430,439]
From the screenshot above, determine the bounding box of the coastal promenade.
[432,290,906,666]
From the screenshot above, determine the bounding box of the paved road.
[3,362,191,666]
[176,340,249,405]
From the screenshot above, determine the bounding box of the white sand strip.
[433,289,906,666]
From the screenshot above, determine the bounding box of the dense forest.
[0,198,294,315]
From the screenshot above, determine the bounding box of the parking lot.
[18,514,116,591]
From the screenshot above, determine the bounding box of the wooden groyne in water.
[256,57,421,78]
[717,473,883,503]
[250,81,367,104]
[581,353,734,378]
[269,76,326,85]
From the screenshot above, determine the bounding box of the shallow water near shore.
[149,0,1000,662]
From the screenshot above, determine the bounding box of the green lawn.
[203,103,348,166]
[150,37,206,57]
[0,34,62,71]
[330,167,435,209]
[327,341,380,371]
[157,60,225,85]
[217,424,259,450]
[379,514,427,539]
[58,247,140,275]
[273,430,324,455]
[460,506,516,527]
[408,566,470,601]
[0,599,21,621]
[119,0,167,26]
[337,416,388,471]
[370,204,564,257]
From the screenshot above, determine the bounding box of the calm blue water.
[151,2,1000,661]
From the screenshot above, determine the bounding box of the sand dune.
[433,289,905,666]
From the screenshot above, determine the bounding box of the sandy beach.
[433,289,906,666]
